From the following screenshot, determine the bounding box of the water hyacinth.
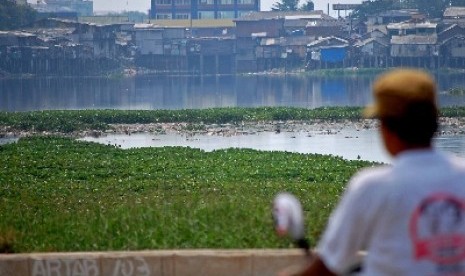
[1,107,464,134]
[0,136,375,253]
[2,106,464,253]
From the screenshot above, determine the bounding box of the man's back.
[318,149,465,275]
[290,69,465,276]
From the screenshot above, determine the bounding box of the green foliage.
[106,10,148,23]
[271,0,299,11]
[447,87,465,96]
[352,0,397,20]
[0,136,374,252]
[352,0,459,20]
[1,106,463,134]
[300,0,314,11]
[0,107,365,133]
[415,0,447,18]
[1,107,464,134]
[0,0,37,30]
[440,106,465,117]
[451,0,465,6]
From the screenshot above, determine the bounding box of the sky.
[91,0,363,17]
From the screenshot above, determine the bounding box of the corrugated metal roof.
[151,19,235,28]
[251,32,267,38]
[0,31,36,37]
[284,19,310,28]
[235,10,335,21]
[285,14,324,20]
[305,20,341,27]
[387,22,437,29]
[375,9,419,18]
[391,35,437,44]
[444,7,465,18]
[260,38,280,46]
[307,36,348,47]
[441,34,465,44]
[78,16,130,24]
[354,37,388,47]
[440,23,459,34]
[134,23,162,29]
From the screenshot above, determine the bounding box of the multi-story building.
[150,0,260,20]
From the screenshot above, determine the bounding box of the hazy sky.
[92,0,362,17]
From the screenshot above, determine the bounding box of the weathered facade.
[440,36,465,68]
[388,22,438,68]
[187,37,235,74]
[354,37,389,68]
[0,19,121,76]
[7,6,465,76]
[443,7,465,26]
[133,24,188,72]
[306,36,349,69]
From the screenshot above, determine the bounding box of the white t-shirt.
[317,149,465,275]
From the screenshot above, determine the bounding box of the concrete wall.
[0,249,309,276]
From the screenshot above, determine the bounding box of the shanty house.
[443,7,465,26]
[306,36,349,69]
[354,37,389,68]
[388,21,439,68]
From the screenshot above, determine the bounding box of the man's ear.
[380,121,403,157]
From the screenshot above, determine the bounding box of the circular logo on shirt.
[410,193,465,264]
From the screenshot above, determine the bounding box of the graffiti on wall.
[31,257,150,276]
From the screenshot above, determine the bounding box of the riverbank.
[1,117,464,140]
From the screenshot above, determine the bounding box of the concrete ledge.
[0,249,310,276]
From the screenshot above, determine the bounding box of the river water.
[2,73,465,111]
[79,128,465,164]
[2,72,465,162]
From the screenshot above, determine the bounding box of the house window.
[175,13,190,19]
[156,13,172,19]
[237,10,253,17]
[218,11,235,18]
[199,0,214,4]
[406,29,415,35]
[219,0,234,4]
[156,0,172,4]
[198,11,215,18]
[238,0,254,4]
[175,0,190,4]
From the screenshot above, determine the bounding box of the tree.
[300,0,314,11]
[351,0,397,20]
[415,0,447,18]
[108,11,148,23]
[0,0,37,30]
[351,0,462,21]
[451,0,465,5]
[271,0,299,11]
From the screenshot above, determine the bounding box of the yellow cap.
[363,69,437,118]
